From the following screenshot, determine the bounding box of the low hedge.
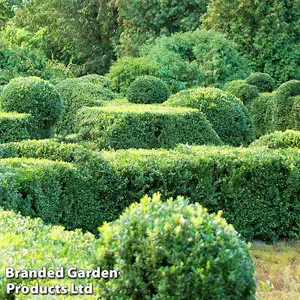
[77,105,222,149]
[102,146,300,241]
[0,141,120,233]
[0,209,97,299]
[250,130,300,149]
[225,80,259,105]
[247,92,275,137]
[1,140,299,241]
[165,87,254,146]
[94,194,256,299]
[0,112,33,143]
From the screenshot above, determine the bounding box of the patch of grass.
[252,240,300,299]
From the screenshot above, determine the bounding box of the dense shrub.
[107,57,159,95]
[0,112,33,143]
[77,105,222,149]
[165,87,254,146]
[94,194,256,299]
[0,76,63,138]
[248,92,275,137]
[0,40,72,85]
[55,78,114,135]
[272,80,300,131]
[141,29,250,92]
[115,0,210,56]
[0,140,120,233]
[225,80,259,105]
[250,130,300,149]
[102,146,300,241]
[246,72,276,93]
[127,76,170,104]
[203,0,300,82]
[76,74,111,88]
[0,209,97,299]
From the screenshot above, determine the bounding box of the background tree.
[202,0,300,82]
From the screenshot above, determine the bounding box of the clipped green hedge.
[272,80,300,131]
[225,80,259,105]
[0,141,120,233]
[0,209,97,299]
[0,112,33,143]
[94,194,256,299]
[250,130,300,149]
[248,92,275,137]
[127,75,170,104]
[55,78,113,135]
[76,105,222,149]
[165,87,254,146]
[246,72,276,93]
[102,146,300,241]
[1,140,299,241]
[0,76,63,138]
[76,74,111,87]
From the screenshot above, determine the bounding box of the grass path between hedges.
[252,240,300,300]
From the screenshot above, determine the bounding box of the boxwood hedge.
[0,112,33,143]
[0,140,299,241]
[76,105,222,149]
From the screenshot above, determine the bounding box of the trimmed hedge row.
[250,130,300,149]
[0,209,97,299]
[77,105,222,149]
[0,112,33,143]
[0,140,299,241]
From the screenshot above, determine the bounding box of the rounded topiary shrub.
[250,130,300,149]
[225,80,259,105]
[272,80,300,131]
[93,194,256,299]
[77,74,111,88]
[0,76,63,138]
[165,87,254,146]
[246,72,276,93]
[127,76,171,104]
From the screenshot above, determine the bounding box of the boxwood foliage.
[272,80,300,131]
[0,209,97,299]
[55,78,116,135]
[246,72,276,93]
[247,92,275,137]
[0,140,120,233]
[76,105,222,149]
[127,76,170,104]
[0,112,33,143]
[76,74,111,87]
[94,194,256,299]
[250,130,300,149]
[225,80,259,105]
[0,76,63,139]
[102,146,300,241]
[165,87,254,146]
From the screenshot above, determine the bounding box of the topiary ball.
[127,75,171,104]
[0,76,63,138]
[93,194,256,299]
[225,80,259,105]
[246,72,276,93]
[165,87,254,146]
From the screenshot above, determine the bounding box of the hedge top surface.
[76,74,111,87]
[95,193,256,299]
[80,104,199,115]
[165,87,254,146]
[0,112,31,119]
[250,130,300,149]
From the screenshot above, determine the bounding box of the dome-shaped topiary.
[250,130,300,149]
[76,74,111,88]
[165,87,254,146]
[272,80,300,131]
[225,80,259,105]
[246,72,276,93]
[93,194,256,299]
[0,76,63,138]
[127,75,171,104]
